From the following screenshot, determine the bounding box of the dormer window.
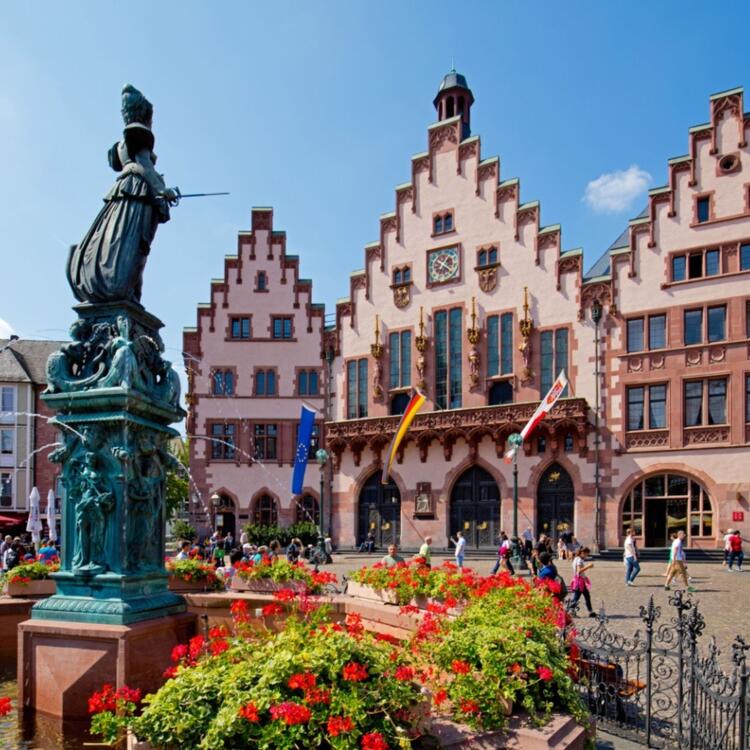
[433,211,455,236]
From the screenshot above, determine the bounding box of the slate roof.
[584,206,648,280]
[0,339,67,385]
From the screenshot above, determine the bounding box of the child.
[568,547,597,617]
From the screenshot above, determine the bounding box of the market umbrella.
[46,489,57,543]
[27,487,43,544]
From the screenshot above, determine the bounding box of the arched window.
[433,215,443,234]
[393,269,403,284]
[443,213,453,232]
[295,494,319,525]
[478,250,487,267]
[621,473,713,546]
[402,267,411,283]
[254,494,278,526]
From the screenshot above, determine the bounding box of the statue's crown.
[121,84,153,130]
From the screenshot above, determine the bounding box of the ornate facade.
[186,75,750,550]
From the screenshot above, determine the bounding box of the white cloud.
[583,165,652,213]
[0,318,14,339]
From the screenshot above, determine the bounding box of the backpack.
[555,575,568,600]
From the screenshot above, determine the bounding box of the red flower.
[451,659,471,674]
[536,666,554,682]
[171,643,188,663]
[230,599,250,622]
[426,602,449,615]
[270,701,312,725]
[345,612,365,637]
[459,699,480,714]
[361,732,389,750]
[209,638,229,656]
[399,605,420,616]
[304,688,331,705]
[262,603,284,616]
[209,625,229,639]
[288,672,316,691]
[115,686,141,704]
[88,684,117,714]
[342,661,369,682]
[274,589,297,602]
[238,701,260,722]
[0,696,12,716]
[327,715,354,736]
[162,666,178,679]
[394,665,414,682]
[510,663,523,675]
[433,689,448,706]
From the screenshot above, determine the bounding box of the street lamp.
[315,449,329,546]
[506,432,524,570]
[210,492,222,531]
[591,299,603,553]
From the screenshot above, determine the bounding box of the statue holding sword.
[66,84,227,305]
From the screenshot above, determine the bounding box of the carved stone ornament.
[478,267,497,292]
[468,346,480,389]
[393,284,411,309]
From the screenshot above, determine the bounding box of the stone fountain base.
[18,612,196,719]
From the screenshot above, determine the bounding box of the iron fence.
[567,591,749,749]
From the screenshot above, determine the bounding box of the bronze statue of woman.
[66,85,179,305]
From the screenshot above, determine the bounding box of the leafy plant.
[6,560,59,584]
[88,684,142,745]
[165,558,225,591]
[165,439,190,523]
[171,519,197,542]
[234,558,336,594]
[241,522,319,547]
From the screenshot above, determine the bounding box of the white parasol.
[26,487,43,544]
[46,488,57,543]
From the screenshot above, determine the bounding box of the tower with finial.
[433,67,474,138]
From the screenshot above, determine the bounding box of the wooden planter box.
[231,577,309,594]
[6,579,56,597]
[167,575,219,593]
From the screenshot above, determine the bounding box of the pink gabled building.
[183,208,325,538]
[186,73,750,552]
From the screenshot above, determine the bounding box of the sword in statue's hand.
[161,188,230,206]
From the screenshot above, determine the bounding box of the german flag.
[382,390,426,484]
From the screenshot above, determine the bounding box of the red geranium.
[270,701,312,725]
[536,666,554,681]
[288,672,316,691]
[304,687,331,705]
[262,603,284,616]
[361,732,389,750]
[274,589,297,602]
[327,715,354,736]
[342,661,369,682]
[394,665,414,682]
[451,659,471,674]
[0,696,12,716]
[238,701,260,722]
[433,689,448,706]
[459,699,480,714]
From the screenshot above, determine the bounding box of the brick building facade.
[185,74,750,550]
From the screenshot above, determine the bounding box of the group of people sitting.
[0,534,59,571]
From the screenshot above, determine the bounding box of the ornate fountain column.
[19,85,196,720]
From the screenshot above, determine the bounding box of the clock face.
[427,247,460,284]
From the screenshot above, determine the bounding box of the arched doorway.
[253,494,278,526]
[357,472,400,549]
[449,466,500,549]
[621,473,713,547]
[536,463,574,540]
[215,495,236,538]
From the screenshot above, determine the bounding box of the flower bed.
[165,558,224,592]
[349,560,478,607]
[5,560,59,597]
[89,571,593,749]
[233,558,337,594]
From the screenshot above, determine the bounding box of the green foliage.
[241,521,319,547]
[234,559,336,594]
[172,519,197,541]
[165,439,190,523]
[133,616,422,750]
[165,558,225,590]
[6,560,59,583]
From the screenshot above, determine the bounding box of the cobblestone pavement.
[324,553,750,663]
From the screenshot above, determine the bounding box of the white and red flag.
[504,371,568,462]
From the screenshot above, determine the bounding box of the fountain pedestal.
[19,301,196,716]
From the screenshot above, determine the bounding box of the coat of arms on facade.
[478,267,497,293]
[393,284,411,309]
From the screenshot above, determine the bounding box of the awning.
[0,513,29,525]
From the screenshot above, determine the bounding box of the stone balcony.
[325,397,591,468]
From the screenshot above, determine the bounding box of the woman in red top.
[728,531,744,572]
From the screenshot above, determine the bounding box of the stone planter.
[127,731,153,750]
[167,575,219,593]
[231,577,309,594]
[347,580,401,605]
[6,579,56,597]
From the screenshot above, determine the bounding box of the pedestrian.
[522,526,534,561]
[324,533,333,563]
[491,532,514,575]
[240,528,249,546]
[223,532,234,553]
[491,532,507,574]
[268,539,281,560]
[531,533,549,575]
[450,530,467,569]
[212,536,226,569]
[286,537,301,563]
[665,530,694,591]
[623,527,641,585]
[3,542,21,571]
[663,532,676,576]
[175,541,191,561]
[568,547,597,617]
[727,530,744,572]
[0,535,12,570]
[37,538,59,564]
[557,536,567,560]
[723,528,734,567]
[381,543,405,567]
[417,536,432,567]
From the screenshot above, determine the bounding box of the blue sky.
[1,1,748,370]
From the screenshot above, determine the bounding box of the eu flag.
[291,405,316,495]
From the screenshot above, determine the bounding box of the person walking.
[623,527,641,585]
[568,547,597,617]
[727,530,744,571]
[450,530,467,569]
[522,526,534,562]
[381,543,405,567]
[665,530,694,591]
[417,536,432,568]
[723,528,734,567]
[491,532,512,574]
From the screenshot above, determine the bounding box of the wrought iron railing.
[567,592,749,749]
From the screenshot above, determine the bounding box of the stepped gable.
[582,86,749,318]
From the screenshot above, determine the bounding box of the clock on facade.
[427,246,460,284]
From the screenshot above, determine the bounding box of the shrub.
[171,519,197,542]
[241,522,319,547]
[234,558,336,594]
[6,560,59,584]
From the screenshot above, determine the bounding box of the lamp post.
[315,449,329,546]
[507,432,523,570]
[210,491,222,532]
[591,299,603,553]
